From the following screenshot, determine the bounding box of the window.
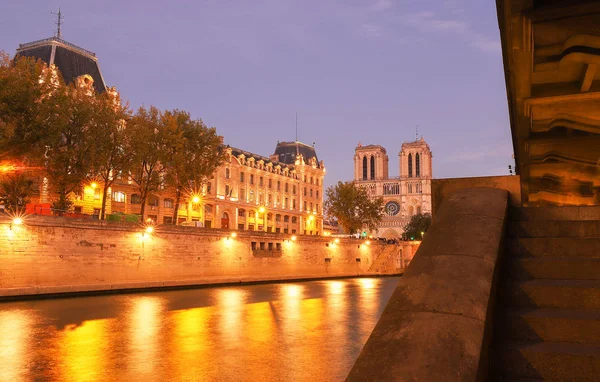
[304,201,307,210]
[310,189,313,197]
[240,187,246,199]
[291,216,297,223]
[249,190,255,202]
[268,179,272,188]
[362,156,367,180]
[408,154,413,178]
[239,209,245,217]
[285,183,289,192]
[148,196,159,207]
[112,191,125,202]
[259,177,264,187]
[284,215,290,223]
[303,187,307,196]
[205,205,213,214]
[94,189,101,200]
[293,185,296,194]
[408,184,413,193]
[131,194,141,204]
[250,174,254,185]
[277,181,281,191]
[164,198,174,208]
[316,190,319,198]
[207,182,212,193]
[268,193,272,205]
[416,153,421,177]
[240,172,245,182]
[225,185,230,196]
[316,179,319,186]
[304,175,307,182]
[284,197,289,209]
[276,214,281,222]
[310,176,314,184]
[292,199,296,209]
[163,216,173,224]
[225,168,230,179]
[310,202,313,211]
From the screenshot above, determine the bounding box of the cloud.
[400,11,499,54]
[362,23,383,37]
[371,0,393,11]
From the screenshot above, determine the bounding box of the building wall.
[0,217,417,298]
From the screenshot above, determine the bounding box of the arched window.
[416,153,420,177]
[362,156,367,180]
[225,168,230,179]
[408,154,413,178]
[222,212,229,219]
[370,156,375,180]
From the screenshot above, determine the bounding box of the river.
[0,276,400,382]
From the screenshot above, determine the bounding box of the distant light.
[366,240,371,245]
[308,215,315,221]
[192,195,201,204]
[13,217,23,226]
[145,226,154,234]
[334,238,340,244]
[91,182,98,189]
[258,206,266,214]
[291,235,297,241]
[230,232,237,238]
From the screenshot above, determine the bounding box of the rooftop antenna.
[51,8,63,38]
[295,112,299,157]
[416,125,419,140]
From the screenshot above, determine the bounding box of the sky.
[0,0,513,189]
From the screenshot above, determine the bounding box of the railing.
[18,37,97,58]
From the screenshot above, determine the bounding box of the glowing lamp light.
[258,206,266,214]
[308,215,315,221]
[366,240,371,245]
[12,217,23,226]
[230,232,237,238]
[192,195,201,204]
[334,238,340,244]
[91,182,98,189]
[145,226,154,234]
[291,235,297,241]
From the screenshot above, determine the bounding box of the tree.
[0,52,54,161]
[89,91,131,220]
[402,213,432,241]
[0,171,34,212]
[324,181,384,234]
[127,106,174,221]
[162,109,225,224]
[40,84,97,213]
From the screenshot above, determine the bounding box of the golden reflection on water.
[127,296,165,379]
[357,278,383,327]
[170,306,214,380]
[0,310,34,382]
[216,288,247,342]
[58,319,111,382]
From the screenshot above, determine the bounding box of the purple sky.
[1,0,513,189]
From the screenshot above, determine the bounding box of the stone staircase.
[492,206,600,381]
[368,245,401,274]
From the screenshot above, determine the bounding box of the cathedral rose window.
[385,201,400,216]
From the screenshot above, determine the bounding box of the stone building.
[353,137,433,239]
[15,35,326,235]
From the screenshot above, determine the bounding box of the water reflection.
[0,277,399,382]
[0,310,34,382]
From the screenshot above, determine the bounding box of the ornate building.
[353,137,432,239]
[15,35,326,235]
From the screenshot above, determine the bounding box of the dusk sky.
[0,0,513,188]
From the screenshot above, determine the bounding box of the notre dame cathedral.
[353,137,433,239]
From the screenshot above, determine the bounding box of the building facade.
[16,35,326,235]
[353,137,433,239]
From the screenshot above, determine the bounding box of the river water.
[0,277,399,382]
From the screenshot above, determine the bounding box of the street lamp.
[258,206,267,232]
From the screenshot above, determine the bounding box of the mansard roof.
[229,146,296,171]
[273,141,321,168]
[16,36,107,93]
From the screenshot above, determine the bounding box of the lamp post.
[258,205,267,232]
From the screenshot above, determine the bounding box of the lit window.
[112,191,125,203]
[164,198,174,208]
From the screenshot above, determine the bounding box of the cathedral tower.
[353,144,389,181]
[399,136,432,179]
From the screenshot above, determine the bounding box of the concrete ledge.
[347,187,509,382]
[0,272,402,302]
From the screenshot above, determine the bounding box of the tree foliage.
[402,213,432,241]
[162,109,225,223]
[324,181,384,234]
[0,172,34,212]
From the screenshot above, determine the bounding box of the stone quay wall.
[0,216,417,299]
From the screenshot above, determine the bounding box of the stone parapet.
[347,187,509,381]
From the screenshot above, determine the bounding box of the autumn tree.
[0,172,34,212]
[89,92,131,220]
[127,106,173,220]
[162,109,225,224]
[402,213,432,241]
[324,181,384,234]
[40,84,98,212]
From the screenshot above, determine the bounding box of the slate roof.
[16,36,107,93]
[273,141,321,168]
